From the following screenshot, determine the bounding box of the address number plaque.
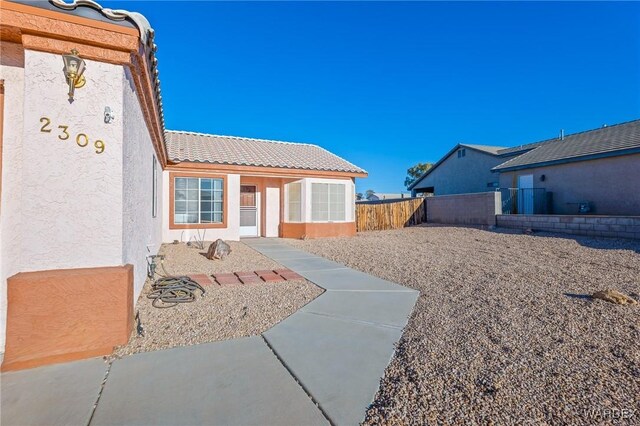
[39,117,105,154]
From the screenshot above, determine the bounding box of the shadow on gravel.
[563,293,593,301]
[490,228,640,254]
[412,223,640,253]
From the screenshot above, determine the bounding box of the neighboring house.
[493,120,640,215]
[410,120,640,216]
[164,131,367,242]
[358,193,411,202]
[409,144,532,196]
[375,193,411,200]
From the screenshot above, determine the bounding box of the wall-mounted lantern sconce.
[62,49,86,101]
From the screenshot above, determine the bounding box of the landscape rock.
[592,289,638,305]
[112,241,322,358]
[206,239,232,260]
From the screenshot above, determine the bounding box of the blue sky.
[111,1,639,193]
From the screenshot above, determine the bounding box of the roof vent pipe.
[559,129,565,140]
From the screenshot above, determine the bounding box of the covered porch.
[238,175,357,239]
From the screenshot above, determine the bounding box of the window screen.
[287,182,302,222]
[311,183,345,221]
[174,177,223,224]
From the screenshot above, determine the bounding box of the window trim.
[310,182,347,223]
[286,182,303,223]
[169,172,228,229]
[152,156,158,218]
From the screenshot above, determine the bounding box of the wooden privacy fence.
[356,198,427,232]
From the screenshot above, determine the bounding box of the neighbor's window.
[457,148,466,158]
[287,182,302,222]
[311,183,345,221]
[174,177,223,224]
[152,156,158,218]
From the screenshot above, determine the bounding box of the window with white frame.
[311,183,345,221]
[152,156,158,218]
[287,182,302,222]
[174,177,223,224]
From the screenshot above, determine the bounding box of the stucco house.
[408,143,532,196]
[0,0,366,368]
[492,120,640,215]
[410,120,640,216]
[164,131,366,243]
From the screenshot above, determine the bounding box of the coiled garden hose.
[147,276,205,308]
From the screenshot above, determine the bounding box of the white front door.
[517,174,534,214]
[240,185,259,237]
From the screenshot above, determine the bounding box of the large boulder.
[206,239,232,260]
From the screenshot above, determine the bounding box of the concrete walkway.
[1,239,418,426]
[245,239,419,425]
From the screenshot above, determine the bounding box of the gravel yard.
[113,241,322,358]
[288,225,640,425]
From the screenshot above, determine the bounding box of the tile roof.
[493,119,640,171]
[165,131,367,175]
[496,141,546,156]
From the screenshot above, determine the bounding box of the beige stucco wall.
[265,186,280,237]
[425,191,501,226]
[122,67,163,298]
[0,48,167,351]
[0,49,129,351]
[0,42,26,351]
[20,50,125,270]
[498,154,640,215]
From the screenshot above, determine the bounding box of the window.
[287,182,302,222]
[152,156,158,218]
[311,183,345,221]
[457,148,466,158]
[174,177,224,224]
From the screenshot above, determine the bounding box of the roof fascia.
[492,147,640,173]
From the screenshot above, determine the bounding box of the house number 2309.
[39,117,105,154]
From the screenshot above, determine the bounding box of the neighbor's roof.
[492,119,640,172]
[408,143,507,190]
[165,131,367,175]
[462,144,508,155]
[496,141,546,156]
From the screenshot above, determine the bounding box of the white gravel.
[288,225,640,425]
[113,241,322,358]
